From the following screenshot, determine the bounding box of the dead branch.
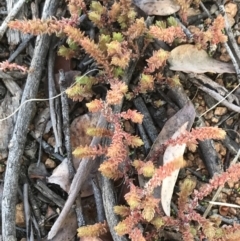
[48,38,63,154]
[1,0,59,240]
[59,69,75,179]
[47,114,107,239]
[0,0,26,40]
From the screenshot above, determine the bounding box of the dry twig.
[1,0,59,240]
[0,0,26,40]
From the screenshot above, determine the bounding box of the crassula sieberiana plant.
[7,0,240,240]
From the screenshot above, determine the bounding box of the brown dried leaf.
[133,0,180,16]
[145,101,196,163]
[28,162,49,179]
[161,123,188,216]
[168,44,235,73]
[160,102,196,216]
[143,102,195,215]
[225,2,237,18]
[48,112,101,198]
[47,158,70,192]
[71,112,100,169]
[16,203,25,227]
[50,209,78,241]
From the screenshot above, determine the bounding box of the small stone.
[235,197,240,206]
[212,209,219,215]
[214,107,227,116]
[45,158,56,169]
[222,188,232,196]
[204,121,210,126]
[218,192,227,202]
[214,142,221,152]
[195,157,205,169]
[226,118,233,126]
[225,2,238,18]
[211,116,219,123]
[124,120,134,134]
[197,106,205,115]
[16,203,25,227]
[47,136,56,147]
[187,7,200,17]
[227,180,235,189]
[187,143,197,153]
[220,52,231,62]
[220,47,227,55]
[219,145,227,156]
[200,100,205,106]
[210,4,218,14]
[187,153,194,161]
[234,183,240,189]
[229,207,237,215]
[205,111,213,120]
[226,14,235,27]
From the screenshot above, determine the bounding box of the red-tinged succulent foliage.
[138,74,155,93]
[125,17,147,40]
[125,183,143,209]
[86,99,104,113]
[194,162,240,201]
[77,221,108,237]
[132,159,155,178]
[149,25,186,44]
[86,127,113,137]
[145,50,170,73]
[66,83,93,101]
[106,80,128,105]
[176,0,193,23]
[141,195,160,222]
[66,0,86,17]
[189,15,227,49]
[120,109,144,123]
[128,227,146,241]
[145,157,186,194]
[114,212,141,236]
[73,144,107,158]
[165,127,226,147]
[114,205,131,217]
[0,61,28,73]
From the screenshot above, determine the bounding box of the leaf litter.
[1,0,240,241]
[168,44,235,73]
[133,0,180,16]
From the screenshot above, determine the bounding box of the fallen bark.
[1,0,59,240]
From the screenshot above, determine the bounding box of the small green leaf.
[112,32,124,42]
[167,16,178,27]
